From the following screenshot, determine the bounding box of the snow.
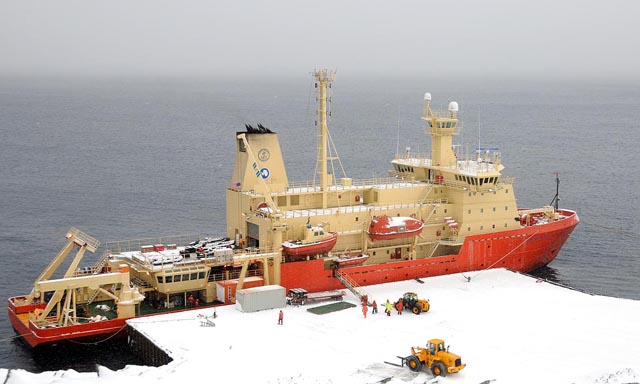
[2,268,640,384]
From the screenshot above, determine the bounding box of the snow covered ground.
[2,268,639,383]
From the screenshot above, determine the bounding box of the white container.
[236,285,286,313]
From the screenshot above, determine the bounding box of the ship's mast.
[313,69,335,209]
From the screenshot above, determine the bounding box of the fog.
[1,0,639,80]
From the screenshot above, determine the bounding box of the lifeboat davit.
[367,215,424,241]
[282,226,338,259]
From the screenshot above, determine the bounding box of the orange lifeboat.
[367,215,424,241]
[282,225,338,259]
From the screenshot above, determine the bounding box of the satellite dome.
[424,92,432,101]
[448,101,459,112]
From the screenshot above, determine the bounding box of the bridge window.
[174,275,181,282]
[183,274,190,281]
[157,276,164,283]
[166,276,173,283]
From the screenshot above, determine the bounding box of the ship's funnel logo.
[251,162,270,179]
[259,167,270,179]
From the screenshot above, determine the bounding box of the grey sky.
[2,0,639,79]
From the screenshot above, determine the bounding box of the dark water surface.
[1,75,638,372]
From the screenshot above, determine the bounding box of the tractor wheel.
[406,356,422,372]
[412,306,421,315]
[431,362,447,377]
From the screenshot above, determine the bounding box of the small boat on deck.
[282,225,338,259]
[367,215,424,241]
[333,253,370,268]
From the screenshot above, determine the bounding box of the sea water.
[0,74,638,371]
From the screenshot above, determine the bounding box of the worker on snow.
[362,304,368,318]
[385,300,392,316]
[278,310,284,325]
[371,299,378,314]
[396,300,403,315]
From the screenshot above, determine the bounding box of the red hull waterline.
[281,209,579,293]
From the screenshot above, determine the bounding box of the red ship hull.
[281,209,579,293]
[7,296,223,348]
[7,297,130,348]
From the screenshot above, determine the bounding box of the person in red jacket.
[396,300,403,315]
[278,310,284,325]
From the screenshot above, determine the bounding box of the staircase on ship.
[333,268,371,305]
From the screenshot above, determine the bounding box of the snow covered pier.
[2,268,639,383]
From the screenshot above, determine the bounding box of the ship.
[8,70,578,347]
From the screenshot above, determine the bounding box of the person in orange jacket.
[396,300,403,315]
[362,304,368,318]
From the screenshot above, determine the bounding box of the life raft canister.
[355,195,361,202]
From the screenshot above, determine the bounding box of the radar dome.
[424,92,431,101]
[448,101,459,112]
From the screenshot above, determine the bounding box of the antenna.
[477,110,481,161]
[549,171,560,211]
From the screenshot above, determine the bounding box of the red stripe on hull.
[281,210,578,292]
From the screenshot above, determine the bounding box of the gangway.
[334,269,371,305]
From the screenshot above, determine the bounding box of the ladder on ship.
[334,269,371,305]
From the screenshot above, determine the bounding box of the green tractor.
[395,292,430,315]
